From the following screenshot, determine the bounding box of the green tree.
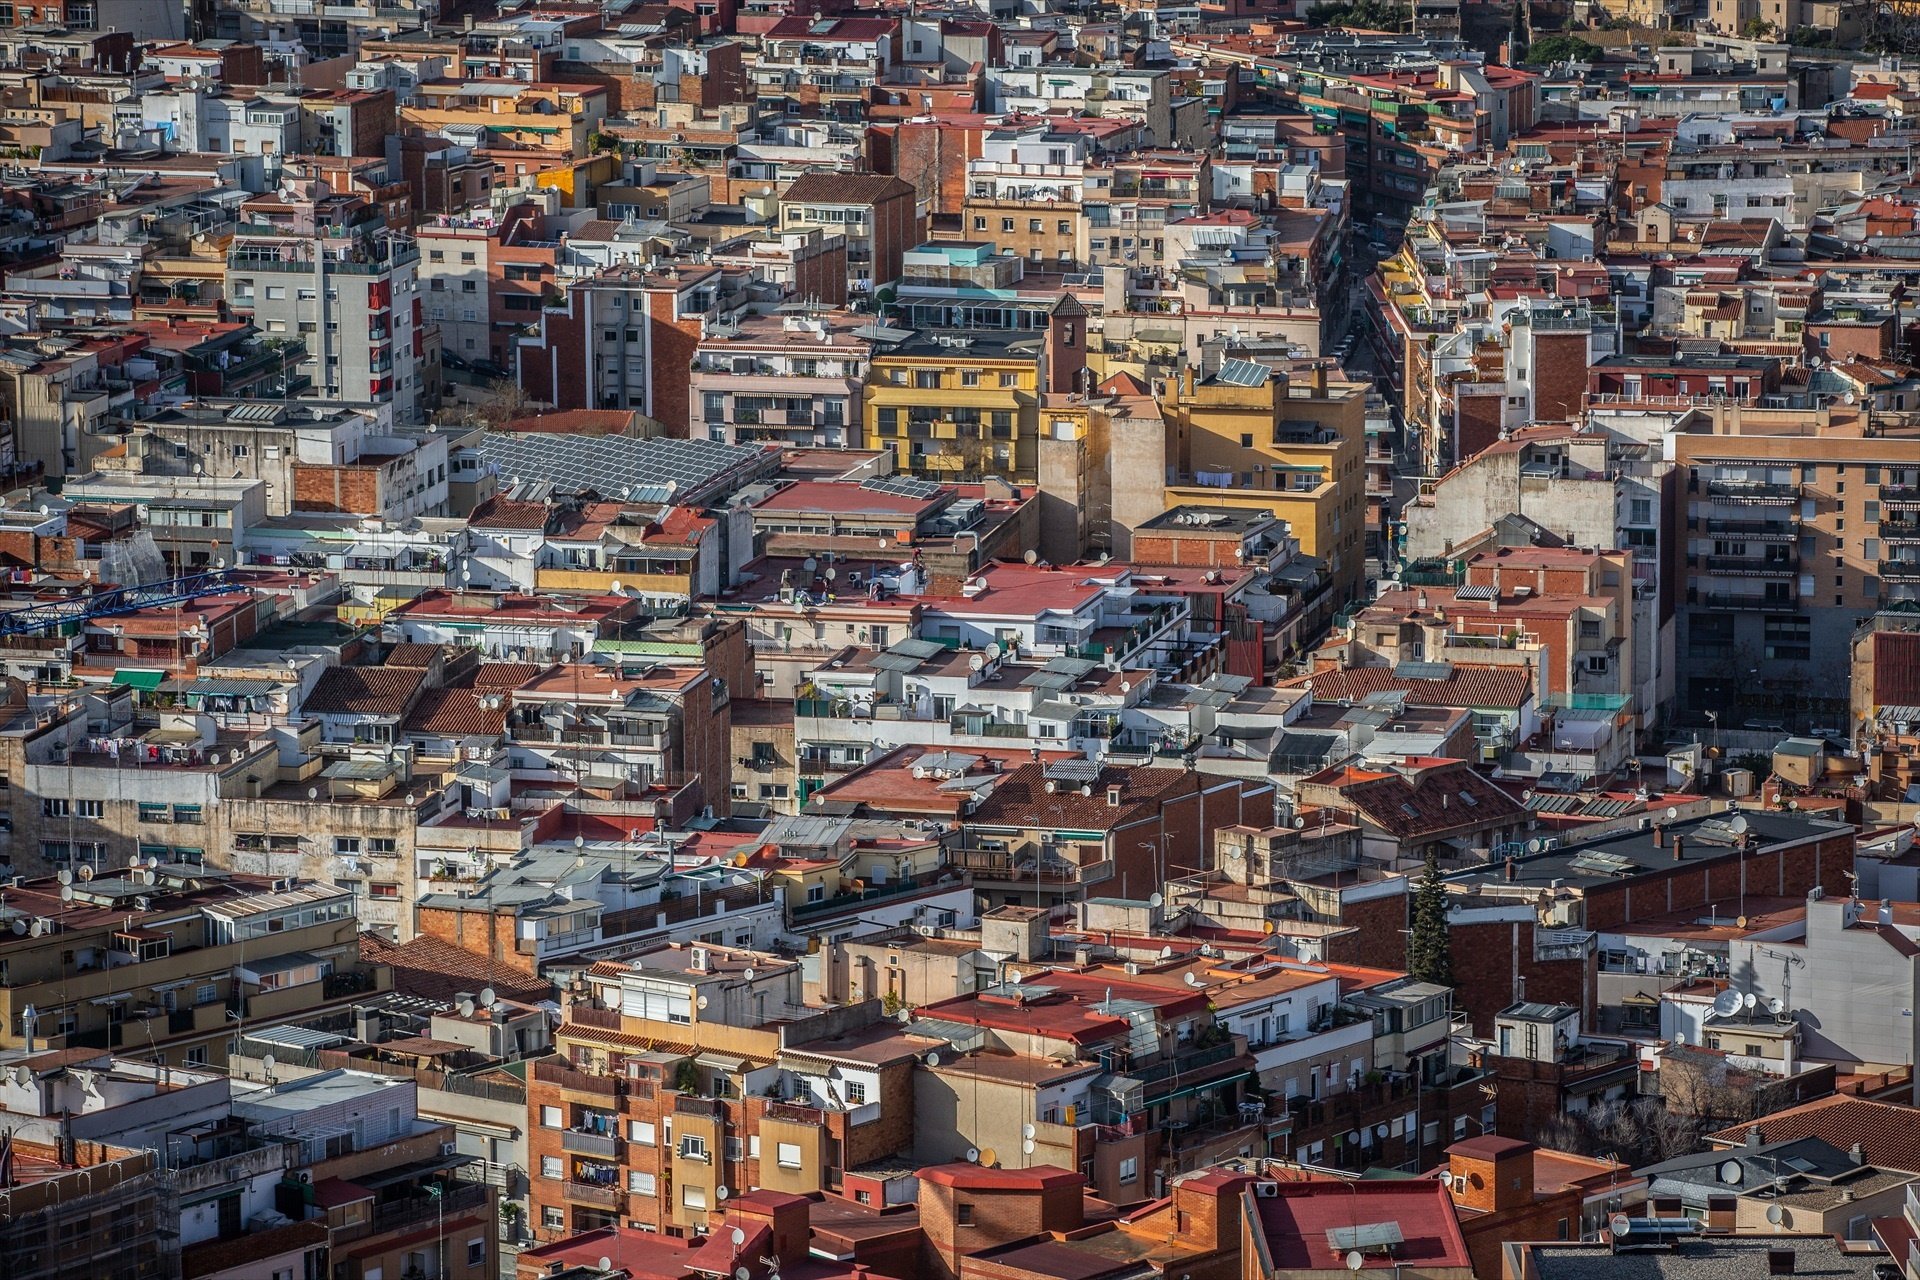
[1523,34,1603,62]
[1408,849,1453,987]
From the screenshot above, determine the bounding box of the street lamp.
[427,1182,445,1278]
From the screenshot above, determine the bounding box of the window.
[682,1184,707,1210]
[806,885,825,903]
[76,799,102,818]
[369,883,399,900]
[541,1105,562,1128]
[1001,218,1015,232]
[629,1120,655,1145]
[998,373,1017,388]
[195,983,217,1006]
[367,837,396,855]
[629,1170,657,1195]
[679,1135,708,1161]
[1118,1157,1138,1184]
[467,1241,485,1268]
[846,1080,867,1105]
[957,1205,975,1226]
[334,837,361,855]
[41,798,68,818]
[539,1156,562,1179]
[777,1142,803,1168]
[542,1207,564,1230]
[1028,219,1042,232]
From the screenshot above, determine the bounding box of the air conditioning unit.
[441,1141,457,1157]
[1254,1181,1280,1198]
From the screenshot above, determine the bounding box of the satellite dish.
[1666,807,1680,821]
[1528,838,1546,853]
[610,580,623,594]
[895,1008,912,1024]
[262,1054,277,1074]
[459,997,475,1017]
[76,865,93,881]
[965,1147,980,1162]
[979,1148,997,1167]
[1148,892,1163,908]
[1713,989,1743,1017]
[1730,813,1750,836]
[1768,996,1786,1015]
[731,1228,746,1247]
[735,1270,750,1280]
[697,995,709,1010]
[1766,1204,1785,1225]
[1719,1160,1743,1185]
[1023,1123,1036,1139]
[1292,816,1306,829]
[1345,1252,1365,1273]
[1023,1140,1035,1155]
[925,1051,940,1067]
[1159,946,1174,959]
[9,920,23,935]
[599,1260,615,1274]
[803,558,819,572]
[743,969,755,982]
[716,1185,729,1201]
[56,870,71,886]
[58,887,73,903]
[1743,992,1758,1011]
[1736,916,1750,930]
[1610,1213,1632,1238]
[1185,972,1201,987]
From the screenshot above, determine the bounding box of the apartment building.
[959,124,1090,271]
[526,942,915,1238]
[1137,360,1369,607]
[690,309,872,448]
[418,205,565,370]
[776,173,921,293]
[1673,403,1920,726]
[0,870,381,1067]
[225,189,424,422]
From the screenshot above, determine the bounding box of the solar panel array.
[1043,758,1102,784]
[478,432,762,503]
[860,475,944,501]
[1215,358,1272,387]
[1455,584,1498,600]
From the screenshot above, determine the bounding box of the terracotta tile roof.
[1711,1097,1920,1174]
[384,643,445,667]
[302,665,426,717]
[1323,760,1530,840]
[964,761,1199,831]
[469,494,549,531]
[780,173,914,205]
[1279,663,1532,711]
[182,1220,329,1280]
[403,687,505,738]
[360,933,555,1007]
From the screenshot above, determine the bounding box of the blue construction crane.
[0,569,245,639]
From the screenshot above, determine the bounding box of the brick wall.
[1322,891,1409,970]
[291,464,383,515]
[1581,834,1850,933]
[647,294,699,435]
[1449,917,1590,1037]
[1452,385,1503,466]
[1530,331,1590,423]
[416,905,534,974]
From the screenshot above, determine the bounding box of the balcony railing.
[1703,555,1797,576]
[1700,592,1797,611]
[562,1128,620,1158]
[1705,519,1796,540]
[1705,479,1798,502]
[561,1180,618,1207]
[1882,520,1920,542]
[1882,561,1920,580]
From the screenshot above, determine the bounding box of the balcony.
[1703,554,1797,576]
[1883,483,1920,508]
[562,1128,620,1158]
[1705,519,1795,540]
[561,1180,619,1208]
[1884,519,1920,543]
[1705,479,1798,503]
[1700,591,1797,611]
[1882,561,1920,581]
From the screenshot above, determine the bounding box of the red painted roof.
[1254,1179,1472,1272]
[920,1162,1083,1190]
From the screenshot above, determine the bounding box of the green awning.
[111,669,166,690]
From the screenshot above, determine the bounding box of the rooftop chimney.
[1504,856,1517,882]
[1672,835,1684,863]
[1850,1142,1866,1166]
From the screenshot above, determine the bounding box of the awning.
[112,669,166,690]
[1147,1069,1253,1106]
